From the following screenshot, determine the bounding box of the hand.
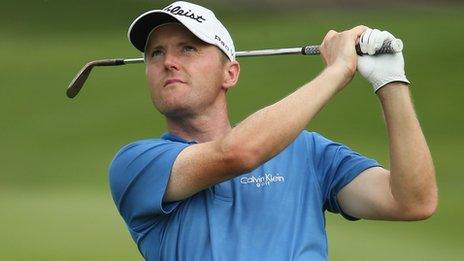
[319,25,368,87]
[357,29,410,93]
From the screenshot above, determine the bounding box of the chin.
[161,107,195,119]
[154,99,194,118]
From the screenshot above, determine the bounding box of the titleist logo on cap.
[163,4,206,23]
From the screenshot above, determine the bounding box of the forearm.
[378,83,437,217]
[221,66,348,170]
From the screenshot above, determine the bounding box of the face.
[144,23,235,118]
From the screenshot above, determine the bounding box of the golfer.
[109,1,437,260]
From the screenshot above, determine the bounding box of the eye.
[182,45,197,53]
[150,49,164,58]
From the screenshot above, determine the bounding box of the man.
[109,1,437,260]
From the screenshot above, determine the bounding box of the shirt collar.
[161,132,198,144]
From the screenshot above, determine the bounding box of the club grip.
[302,38,403,56]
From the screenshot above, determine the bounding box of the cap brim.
[128,8,235,61]
[128,10,180,52]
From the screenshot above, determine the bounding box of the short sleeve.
[108,139,189,231]
[305,132,380,220]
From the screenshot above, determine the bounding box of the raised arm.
[164,26,368,202]
[337,29,438,221]
[380,83,437,218]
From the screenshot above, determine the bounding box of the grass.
[0,187,141,260]
[1,1,463,259]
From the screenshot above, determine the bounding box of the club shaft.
[121,39,401,64]
[122,47,306,65]
[67,39,403,98]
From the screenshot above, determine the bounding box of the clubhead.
[67,62,95,98]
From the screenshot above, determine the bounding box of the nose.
[163,51,180,71]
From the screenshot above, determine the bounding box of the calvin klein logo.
[240,173,285,188]
[164,5,206,23]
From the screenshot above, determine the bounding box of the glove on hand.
[357,29,410,93]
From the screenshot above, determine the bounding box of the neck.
[165,99,232,143]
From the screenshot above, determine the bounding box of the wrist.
[372,74,410,93]
[377,82,410,99]
[323,64,355,90]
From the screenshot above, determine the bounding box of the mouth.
[163,79,185,87]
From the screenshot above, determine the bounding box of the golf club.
[66,38,403,99]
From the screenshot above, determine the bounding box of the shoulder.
[117,137,182,153]
[108,137,189,180]
[274,131,331,161]
[299,130,332,142]
[108,138,189,204]
[294,131,358,167]
[110,138,187,166]
[294,130,334,148]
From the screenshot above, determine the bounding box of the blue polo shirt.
[109,131,379,260]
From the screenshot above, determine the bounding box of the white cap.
[128,1,236,61]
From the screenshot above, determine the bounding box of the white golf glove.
[357,29,410,93]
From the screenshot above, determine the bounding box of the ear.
[222,61,240,90]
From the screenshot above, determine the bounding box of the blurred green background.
[1,0,463,260]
